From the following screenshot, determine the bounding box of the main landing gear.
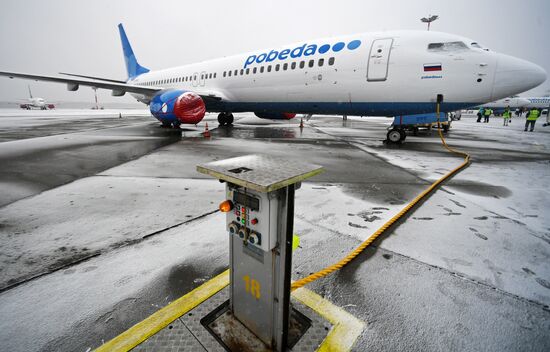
[160,122,181,129]
[218,112,234,126]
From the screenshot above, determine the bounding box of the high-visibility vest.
[484,109,491,116]
[527,109,540,121]
[503,110,511,118]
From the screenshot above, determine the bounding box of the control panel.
[225,185,278,252]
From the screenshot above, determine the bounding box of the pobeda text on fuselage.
[243,40,362,69]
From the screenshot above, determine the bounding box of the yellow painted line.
[95,269,229,352]
[96,269,364,352]
[292,287,365,352]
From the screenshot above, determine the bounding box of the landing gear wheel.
[443,124,449,133]
[218,112,234,126]
[387,129,403,143]
[161,122,171,128]
[218,112,227,126]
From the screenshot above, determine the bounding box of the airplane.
[522,96,550,109]
[480,96,531,110]
[18,85,55,110]
[0,24,546,133]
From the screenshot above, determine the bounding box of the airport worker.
[524,107,541,132]
[477,107,484,122]
[502,107,511,126]
[483,107,491,123]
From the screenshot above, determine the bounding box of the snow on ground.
[0,212,228,352]
[0,111,548,351]
[306,114,550,306]
[0,177,224,290]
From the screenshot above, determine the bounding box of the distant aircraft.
[1,24,546,130]
[19,85,55,110]
[523,96,550,109]
[480,96,531,109]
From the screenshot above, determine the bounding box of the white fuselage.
[128,30,546,116]
[481,97,531,109]
[29,97,46,108]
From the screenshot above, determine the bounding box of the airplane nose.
[491,54,547,100]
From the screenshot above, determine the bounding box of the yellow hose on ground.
[291,104,471,291]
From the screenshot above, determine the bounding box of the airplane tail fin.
[28,85,33,99]
[118,23,150,80]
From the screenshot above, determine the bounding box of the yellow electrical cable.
[291,104,470,291]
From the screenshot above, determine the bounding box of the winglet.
[118,23,150,80]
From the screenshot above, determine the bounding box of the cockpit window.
[427,41,469,51]
[471,42,490,51]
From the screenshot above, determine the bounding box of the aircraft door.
[367,38,393,81]
[192,72,199,87]
[200,71,207,86]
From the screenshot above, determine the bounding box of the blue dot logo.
[347,40,361,50]
[318,44,331,54]
[332,42,345,52]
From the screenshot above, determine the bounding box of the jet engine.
[254,112,296,120]
[150,90,206,125]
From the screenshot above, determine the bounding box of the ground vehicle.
[387,113,450,143]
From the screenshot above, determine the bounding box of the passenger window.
[253,67,257,74]
[291,62,296,69]
[228,70,232,77]
[214,73,217,78]
[223,71,226,77]
[275,64,280,71]
[318,58,324,67]
[240,69,244,75]
[283,63,288,70]
[308,60,314,68]
[328,57,335,65]
[260,66,264,73]
[267,65,272,72]
[201,74,204,80]
[300,61,305,69]
[234,69,238,76]
[246,68,250,75]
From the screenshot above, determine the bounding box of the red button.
[251,218,258,225]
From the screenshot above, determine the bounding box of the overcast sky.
[0,0,548,104]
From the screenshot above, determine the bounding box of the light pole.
[421,15,439,31]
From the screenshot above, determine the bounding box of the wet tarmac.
[0,110,548,351]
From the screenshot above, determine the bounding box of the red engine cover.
[173,92,206,124]
[282,113,296,119]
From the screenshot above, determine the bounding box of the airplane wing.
[0,70,223,102]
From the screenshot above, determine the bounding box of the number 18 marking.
[243,275,261,299]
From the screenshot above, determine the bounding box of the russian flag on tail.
[424,63,442,72]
